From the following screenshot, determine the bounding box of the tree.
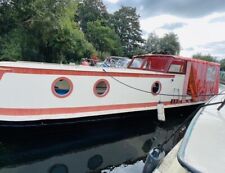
[0,1,17,34]
[192,53,217,62]
[0,0,96,63]
[0,0,22,60]
[145,33,160,54]
[220,59,225,71]
[76,0,108,33]
[159,33,180,55]
[112,7,144,57]
[0,29,23,61]
[86,20,122,56]
[145,32,180,55]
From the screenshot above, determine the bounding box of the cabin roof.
[0,61,167,75]
[134,54,220,66]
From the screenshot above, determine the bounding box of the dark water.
[0,105,200,173]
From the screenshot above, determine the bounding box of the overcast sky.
[103,0,225,59]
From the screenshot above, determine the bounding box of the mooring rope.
[102,68,225,97]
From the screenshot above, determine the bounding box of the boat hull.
[0,104,202,136]
[0,59,218,123]
[0,63,188,121]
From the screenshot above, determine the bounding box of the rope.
[159,100,224,149]
[102,68,225,148]
[102,68,225,97]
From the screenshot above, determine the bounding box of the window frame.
[93,79,110,97]
[51,77,73,98]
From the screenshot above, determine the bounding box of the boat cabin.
[0,54,220,124]
[128,54,220,101]
[128,54,186,74]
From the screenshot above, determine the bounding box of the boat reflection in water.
[0,105,199,173]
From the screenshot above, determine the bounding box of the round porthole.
[151,81,161,95]
[52,77,73,98]
[94,79,110,97]
[87,154,103,170]
[49,164,68,173]
[142,139,153,153]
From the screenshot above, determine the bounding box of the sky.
[103,0,225,59]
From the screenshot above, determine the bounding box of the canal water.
[0,105,199,173]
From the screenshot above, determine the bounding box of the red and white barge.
[0,54,220,125]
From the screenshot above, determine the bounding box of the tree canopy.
[145,33,160,54]
[145,32,180,55]
[112,7,144,57]
[86,20,123,56]
[0,0,96,63]
[220,59,225,71]
[76,0,108,33]
[2,0,220,63]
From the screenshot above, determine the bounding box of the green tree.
[0,29,23,61]
[0,0,96,63]
[192,53,217,62]
[159,33,180,55]
[76,0,108,33]
[145,33,160,54]
[86,20,122,56]
[145,32,180,55]
[112,7,144,57]
[0,1,16,34]
[0,1,22,60]
[220,59,225,71]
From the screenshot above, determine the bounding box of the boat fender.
[142,147,165,173]
[157,102,165,121]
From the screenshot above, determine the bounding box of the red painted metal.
[187,59,220,101]
[128,55,186,73]
[0,102,173,116]
[130,54,220,101]
[0,66,174,78]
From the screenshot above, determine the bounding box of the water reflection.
[0,105,199,173]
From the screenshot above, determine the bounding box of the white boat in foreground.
[150,88,225,173]
[0,54,220,125]
[177,89,225,173]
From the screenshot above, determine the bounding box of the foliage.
[86,20,122,56]
[160,33,180,55]
[0,29,23,61]
[76,0,108,33]
[111,6,144,57]
[97,51,111,60]
[1,0,185,63]
[145,32,180,55]
[192,53,217,62]
[220,59,225,71]
[76,0,124,57]
[145,33,160,54]
[0,0,96,63]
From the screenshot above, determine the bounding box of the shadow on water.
[0,105,200,173]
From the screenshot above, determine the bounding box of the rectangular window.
[168,60,186,74]
[207,66,216,82]
[168,64,182,73]
[129,58,144,68]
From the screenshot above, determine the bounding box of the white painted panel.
[0,72,185,109]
